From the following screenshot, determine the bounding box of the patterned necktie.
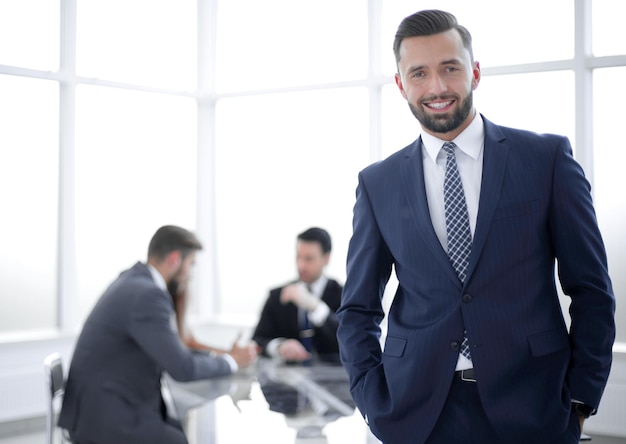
[442,142,473,360]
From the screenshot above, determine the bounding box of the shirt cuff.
[222,353,238,373]
[308,302,330,326]
[266,338,286,357]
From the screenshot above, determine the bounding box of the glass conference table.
[164,358,593,444]
[163,357,381,444]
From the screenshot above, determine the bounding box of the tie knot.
[442,142,457,157]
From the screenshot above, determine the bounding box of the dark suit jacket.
[253,279,343,362]
[336,116,615,444]
[58,262,233,444]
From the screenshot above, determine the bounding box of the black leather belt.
[455,368,476,382]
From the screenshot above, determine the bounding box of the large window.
[1,0,624,344]
[213,87,370,314]
[593,66,626,335]
[0,75,59,331]
[75,0,197,90]
[73,85,198,318]
[215,0,368,92]
[0,0,59,71]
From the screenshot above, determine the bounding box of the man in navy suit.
[59,225,258,444]
[336,10,615,444]
[253,227,342,363]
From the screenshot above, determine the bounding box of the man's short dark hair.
[393,9,474,65]
[147,225,203,261]
[297,227,332,255]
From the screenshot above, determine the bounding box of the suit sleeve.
[549,137,615,409]
[252,289,291,355]
[128,288,233,381]
[336,172,394,416]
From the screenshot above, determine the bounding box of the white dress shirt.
[419,112,485,370]
[306,275,330,326]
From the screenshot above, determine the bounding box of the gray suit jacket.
[59,262,232,443]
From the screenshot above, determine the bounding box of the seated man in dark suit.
[252,227,343,363]
[59,225,258,444]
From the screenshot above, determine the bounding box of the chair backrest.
[43,352,67,444]
[44,353,64,398]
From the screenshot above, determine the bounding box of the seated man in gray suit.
[59,225,257,444]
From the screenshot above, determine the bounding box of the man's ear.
[323,253,330,267]
[168,250,183,269]
[395,73,408,99]
[471,61,481,91]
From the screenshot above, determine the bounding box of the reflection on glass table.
[163,358,381,444]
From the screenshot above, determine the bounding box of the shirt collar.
[308,275,328,297]
[421,112,484,164]
[147,263,168,292]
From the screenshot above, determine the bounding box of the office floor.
[1,430,626,444]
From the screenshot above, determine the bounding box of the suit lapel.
[464,119,508,283]
[400,138,461,286]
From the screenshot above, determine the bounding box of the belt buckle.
[461,369,476,383]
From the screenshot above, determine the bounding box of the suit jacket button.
[450,341,460,351]
[462,293,472,303]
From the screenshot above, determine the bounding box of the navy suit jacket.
[253,279,343,362]
[336,116,615,444]
[59,262,233,444]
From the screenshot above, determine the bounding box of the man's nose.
[428,74,448,94]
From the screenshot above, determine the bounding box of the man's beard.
[167,279,180,298]
[408,91,473,134]
[169,266,188,297]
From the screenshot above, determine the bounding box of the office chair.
[43,352,71,444]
